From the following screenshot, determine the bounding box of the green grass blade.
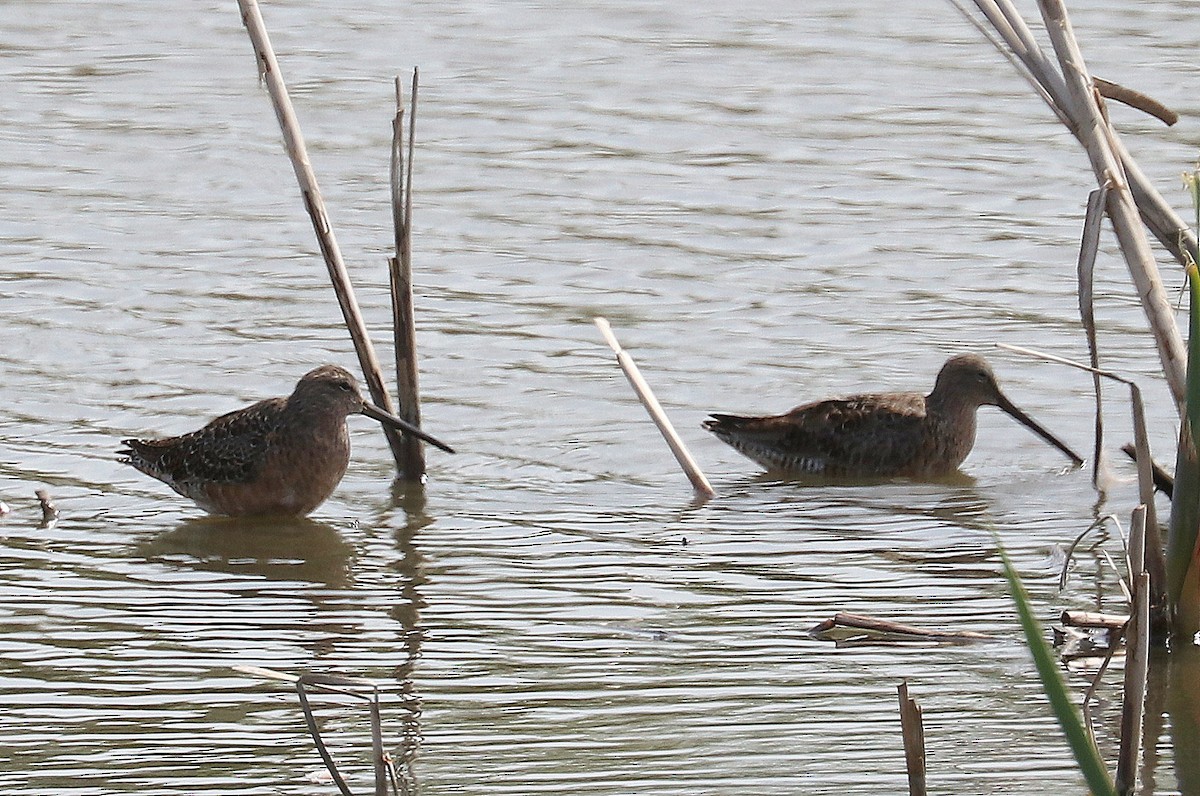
[1168,264,1200,631]
[1186,264,1200,448]
[996,538,1117,796]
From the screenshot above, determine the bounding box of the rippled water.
[3,0,1199,793]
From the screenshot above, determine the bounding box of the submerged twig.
[295,679,355,796]
[234,665,399,796]
[1080,623,1125,745]
[1058,514,1120,591]
[1121,443,1174,497]
[593,318,714,498]
[810,612,991,641]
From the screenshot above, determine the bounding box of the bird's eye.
[338,380,353,392]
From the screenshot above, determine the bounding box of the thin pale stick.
[1060,610,1128,630]
[594,318,714,498]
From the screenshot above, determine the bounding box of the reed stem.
[897,681,927,796]
[390,70,425,480]
[594,318,714,498]
[237,0,408,468]
[1115,508,1150,794]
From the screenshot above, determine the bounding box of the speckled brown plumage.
[703,354,1082,478]
[120,364,453,516]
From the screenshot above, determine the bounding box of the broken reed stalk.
[897,681,927,796]
[1116,505,1150,795]
[389,70,425,481]
[957,0,1191,412]
[236,0,408,468]
[593,318,714,498]
[1077,186,1108,487]
[1092,77,1178,127]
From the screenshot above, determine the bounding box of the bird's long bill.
[361,403,455,454]
[994,392,1083,466]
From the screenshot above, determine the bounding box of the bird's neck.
[925,391,980,465]
[285,397,349,432]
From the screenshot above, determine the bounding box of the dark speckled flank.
[119,365,454,517]
[703,354,1083,478]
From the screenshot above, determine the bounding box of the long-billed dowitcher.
[702,354,1082,478]
[119,365,454,516]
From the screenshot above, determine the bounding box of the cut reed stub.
[897,681,927,796]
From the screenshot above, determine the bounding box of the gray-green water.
[2,1,1198,792]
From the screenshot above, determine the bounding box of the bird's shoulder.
[137,397,288,484]
[784,392,927,432]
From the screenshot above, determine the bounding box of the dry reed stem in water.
[1038,0,1186,409]
[1116,508,1150,795]
[594,318,714,498]
[390,70,425,481]
[997,343,1167,609]
[1060,610,1128,630]
[237,0,408,467]
[897,681,927,796]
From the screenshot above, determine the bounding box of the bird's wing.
[122,398,285,485]
[706,393,928,475]
[778,394,927,474]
